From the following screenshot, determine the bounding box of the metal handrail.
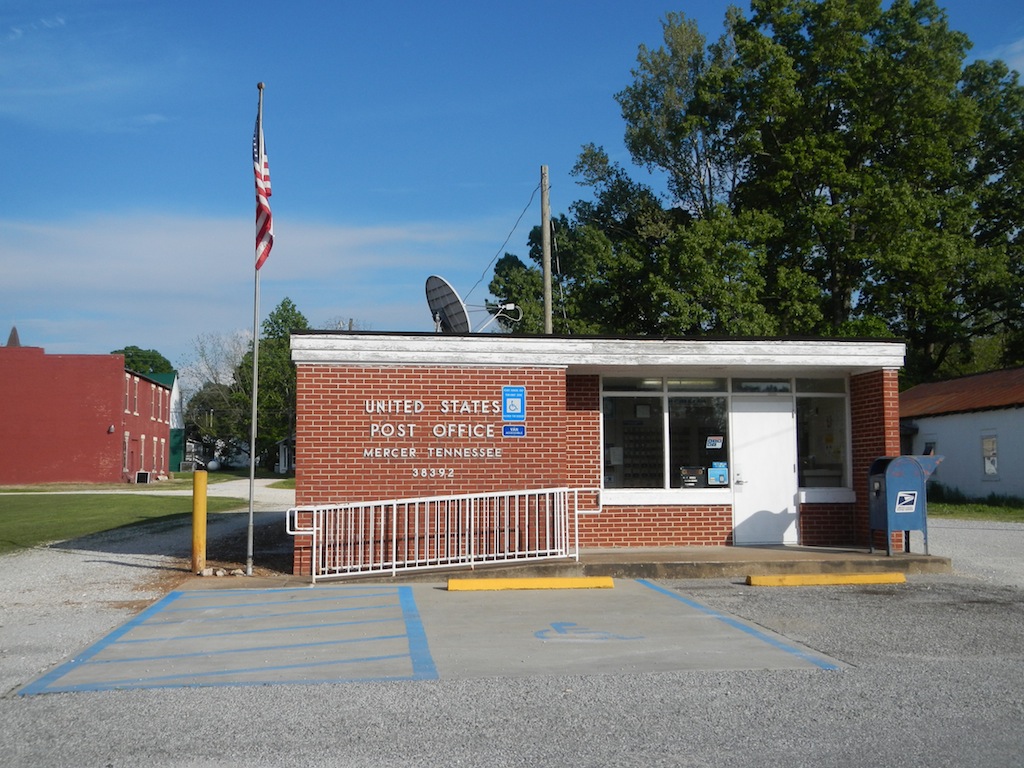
[287,487,586,582]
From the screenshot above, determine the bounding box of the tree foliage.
[182,381,241,463]
[490,0,1024,384]
[112,345,174,374]
[232,297,309,469]
[180,300,309,468]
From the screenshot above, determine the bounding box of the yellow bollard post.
[191,470,208,574]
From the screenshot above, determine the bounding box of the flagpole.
[247,264,260,577]
[246,81,267,577]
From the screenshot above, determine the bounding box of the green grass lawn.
[0,494,246,555]
[928,501,1024,523]
[0,481,1014,558]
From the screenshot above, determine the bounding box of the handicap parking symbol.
[534,622,642,642]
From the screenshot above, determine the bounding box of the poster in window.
[982,436,998,476]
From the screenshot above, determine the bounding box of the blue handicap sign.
[502,386,526,421]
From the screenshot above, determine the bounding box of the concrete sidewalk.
[183,543,950,591]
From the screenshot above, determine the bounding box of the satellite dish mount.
[426,275,471,334]
[425,275,521,333]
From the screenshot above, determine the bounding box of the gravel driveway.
[1,498,1022,767]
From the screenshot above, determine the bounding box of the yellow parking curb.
[447,576,614,591]
[746,572,906,587]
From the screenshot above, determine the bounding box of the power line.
[465,183,542,301]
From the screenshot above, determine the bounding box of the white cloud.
[0,212,501,366]
[991,37,1024,74]
[0,9,178,132]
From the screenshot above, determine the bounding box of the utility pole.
[541,165,552,334]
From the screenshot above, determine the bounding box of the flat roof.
[291,331,905,377]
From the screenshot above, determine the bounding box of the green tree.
[182,381,242,463]
[112,346,174,374]
[722,0,1018,375]
[492,147,777,337]
[616,10,744,218]
[232,298,309,469]
[529,0,1024,384]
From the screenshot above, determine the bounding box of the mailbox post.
[868,455,944,556]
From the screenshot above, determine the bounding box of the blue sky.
[3,0,1023,370]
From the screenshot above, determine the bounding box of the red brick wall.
[800,503,856,546]
[850,368,902,549]
[0,346,170,484]
[579,506,733,547]
[122,374,173,481]
[564,375,602,514]
[295,366,569,505]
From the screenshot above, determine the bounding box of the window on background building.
[124,374,130,413]
[982,434,998,478]
[603,378,729,489]
[795,379,849,488]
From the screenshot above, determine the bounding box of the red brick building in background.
[0,337,172,485]
[289,332,905,576]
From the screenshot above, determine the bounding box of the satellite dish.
[426,275,471,334]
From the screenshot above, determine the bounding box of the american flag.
[253,94,273,270]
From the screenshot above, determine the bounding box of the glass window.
[667,378,727,392]
[796,378,846,393]
[669,397,729,488]
[797,397,847,487]
[603,378,731,490]
[603,396,664,488]
[732,378,792,393]
[603,375,848,491]
[603,377,663,392]
[982,435,998,477]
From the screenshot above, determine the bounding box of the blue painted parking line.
[636,579,840,671]
[19,585,438,696]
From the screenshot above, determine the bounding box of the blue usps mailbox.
[868,455,944,556]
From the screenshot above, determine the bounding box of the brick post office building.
[289,332,905,577]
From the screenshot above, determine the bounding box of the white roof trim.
[291,333,905,375]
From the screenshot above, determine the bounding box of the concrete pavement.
[12,476,952,695]
[18,577,841,695]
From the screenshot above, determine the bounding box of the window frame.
[600,375,853,505]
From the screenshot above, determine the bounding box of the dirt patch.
[186,518,294,578]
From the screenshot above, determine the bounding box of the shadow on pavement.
[49,511,295,576]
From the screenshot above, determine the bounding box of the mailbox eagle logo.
[895,490,918,513]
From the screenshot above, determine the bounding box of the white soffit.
[291,333,906,375]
